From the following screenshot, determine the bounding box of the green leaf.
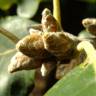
[0,0,17,10]
[17,0,41,18]
[0,34,15,53]
[45,41,96,96]
[0,50,35,96]
[0,16,37,52]
[44,63,96,96]
[0,16,37,96]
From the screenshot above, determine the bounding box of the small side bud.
[82,18,96,35]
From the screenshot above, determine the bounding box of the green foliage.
[0,16,37,38]
[0,33,14,52]
[44,64,96,96]
[44,41,96,96]
[0,16,37,53]
[45,63,96,96]
[0,15,37,96]
[17,0,41,18]
[0,0,17,10]
[0,0,49,18]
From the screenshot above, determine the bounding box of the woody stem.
[0,27,19,44]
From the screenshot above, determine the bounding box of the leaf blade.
[44,63,96,96]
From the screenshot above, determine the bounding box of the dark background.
[33,0,96,35]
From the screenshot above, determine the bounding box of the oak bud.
[43,32,77,60]
[16,33,52,59]
[8,52,42,73]
[82,18,96,36]
[41,8,61,32]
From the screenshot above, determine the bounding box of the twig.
[0,27,19,44]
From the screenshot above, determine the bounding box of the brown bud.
[41,8,61,32]
[16,33,52,59]
[82,18,96,27]
[8,52,42,73]
[82,18,96,35]
[87,25,96,36]
[56,51,86,79]
[43,32,78,60]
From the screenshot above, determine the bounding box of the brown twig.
[0,27,19,44]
